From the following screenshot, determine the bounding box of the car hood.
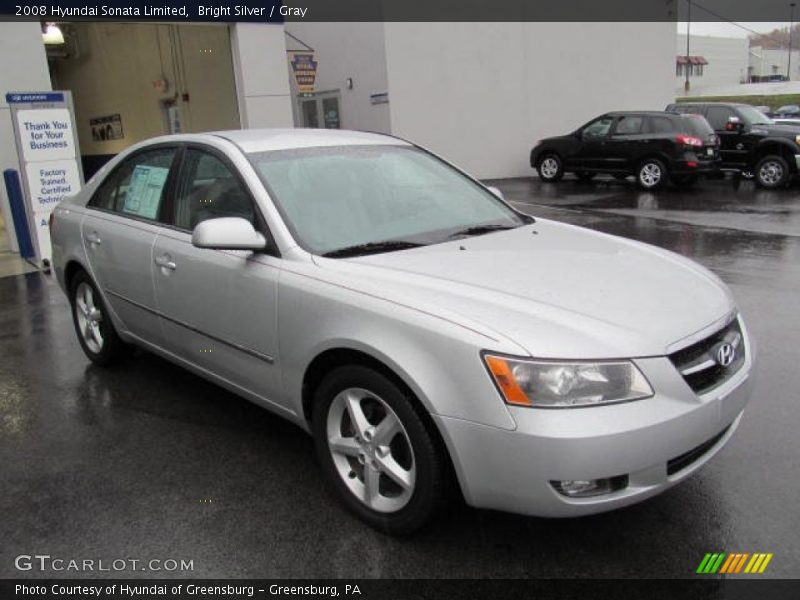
[754,123,800,137]
[313,220,735,359]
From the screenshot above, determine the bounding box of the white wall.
[675,34,749,95]
[285,22,391,133]
[749,46,800,81]
[0,22,53,251]
[385,22,675,179]
[230,23,294,129]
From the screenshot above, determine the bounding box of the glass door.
[298,91,341,129]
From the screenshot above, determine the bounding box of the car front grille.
[669,317,746,395]
[667,426,730,476]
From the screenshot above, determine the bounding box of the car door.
[605,115,645,171]
[705,106,746,168]
[151,145,282,404]
[570,115,615,170]
[81,146,179,343]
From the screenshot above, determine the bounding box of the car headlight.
[483,354,653,408]
[796,134,800,145]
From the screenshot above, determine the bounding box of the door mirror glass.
[192,217,267,251]
[486,186,504,201]
[726,116,743,131]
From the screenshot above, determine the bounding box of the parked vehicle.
[530,111,720,189]
[52,129,753,534]
[668,102,800,188]
[774,104,800,118]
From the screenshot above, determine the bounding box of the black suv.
[530,111,720,189]
[666,102,800,188]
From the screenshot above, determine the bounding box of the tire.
[311,365,447,535]
[637,158,667,190]
[671,173,698,187]
[69,270,128,366]
[536,153,564,182]
[575,171,596,181]
[754,155,790,189]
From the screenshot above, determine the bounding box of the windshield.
[738,105,773,126]
[248,144,528,256]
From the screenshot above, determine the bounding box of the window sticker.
[122,165,169,219]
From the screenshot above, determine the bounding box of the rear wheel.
[754,155,790,189]
[637,158,667,190]
[312,365,447,535]
[70,270,128,366]
[575,171,596,181]
[537,154,564,182]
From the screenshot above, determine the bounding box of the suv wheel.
[755,155,790,189]
[312,365,446,535]
[537,154,564,182]
[637,159,666,190]
[70,270,128,366]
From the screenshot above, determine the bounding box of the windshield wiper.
[448,223,518,239]
[322,240,425,258]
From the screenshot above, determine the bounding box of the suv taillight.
[676,135,703,147]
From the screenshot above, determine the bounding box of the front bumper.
[435,347,753,518]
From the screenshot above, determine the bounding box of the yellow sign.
[289,52,317,93]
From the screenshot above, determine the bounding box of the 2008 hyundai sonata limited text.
[51,129,753,534]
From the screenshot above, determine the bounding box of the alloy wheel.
[326,387,416,513]
[540,157,560,179]
[758,161,784,187]
[74,282,104,354]
[639,162,662,188]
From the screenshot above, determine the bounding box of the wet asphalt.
[1,175,799,579]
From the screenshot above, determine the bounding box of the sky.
[677,22,792,38]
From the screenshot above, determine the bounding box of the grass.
[675,94,800,110]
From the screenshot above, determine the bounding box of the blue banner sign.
[6,93,66,104]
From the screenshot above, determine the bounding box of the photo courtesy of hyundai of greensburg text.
[1,0,799,598]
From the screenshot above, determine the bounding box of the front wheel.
[70,270,128,366]
[755,155,790,189]
[536,154,564,182]
[637,158,667,190]
[312,365,447,535]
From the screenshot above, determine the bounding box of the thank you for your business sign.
[6,91,83,267]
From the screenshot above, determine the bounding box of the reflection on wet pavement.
[1,178,799,578]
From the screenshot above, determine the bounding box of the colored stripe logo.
[696,552,773,574]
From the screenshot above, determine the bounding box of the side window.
[614,116,644,135]
[88,148,177,220]
[706,107,736,131]
[646,116,675,134]
[581,116,614,139]
[174,149,257,231]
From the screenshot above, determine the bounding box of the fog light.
[551,475,628,498]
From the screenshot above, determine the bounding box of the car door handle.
[85,232,102,245]
[154,255,177,271]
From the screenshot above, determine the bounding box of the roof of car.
[211,128,410,153]
[606,111,682,117]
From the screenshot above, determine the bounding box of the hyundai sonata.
[51,129,753,534]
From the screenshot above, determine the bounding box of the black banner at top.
[1,0,799,22]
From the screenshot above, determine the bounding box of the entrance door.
[299,91,341,129]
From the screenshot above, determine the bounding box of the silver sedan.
[51,129,753,533]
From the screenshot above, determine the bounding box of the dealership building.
[0,21,675,256]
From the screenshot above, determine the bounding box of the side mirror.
[486,186,504,201]
[191,217,267,251]
[725,116,743,131]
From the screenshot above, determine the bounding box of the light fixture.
[42,23,65,45]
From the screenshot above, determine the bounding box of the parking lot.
[1,175,798,579]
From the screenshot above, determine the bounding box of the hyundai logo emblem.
[716,342,735,367]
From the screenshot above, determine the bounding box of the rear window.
[680,114,714,137]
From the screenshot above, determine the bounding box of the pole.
[789,3,797,80]
[685,1,691,93]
